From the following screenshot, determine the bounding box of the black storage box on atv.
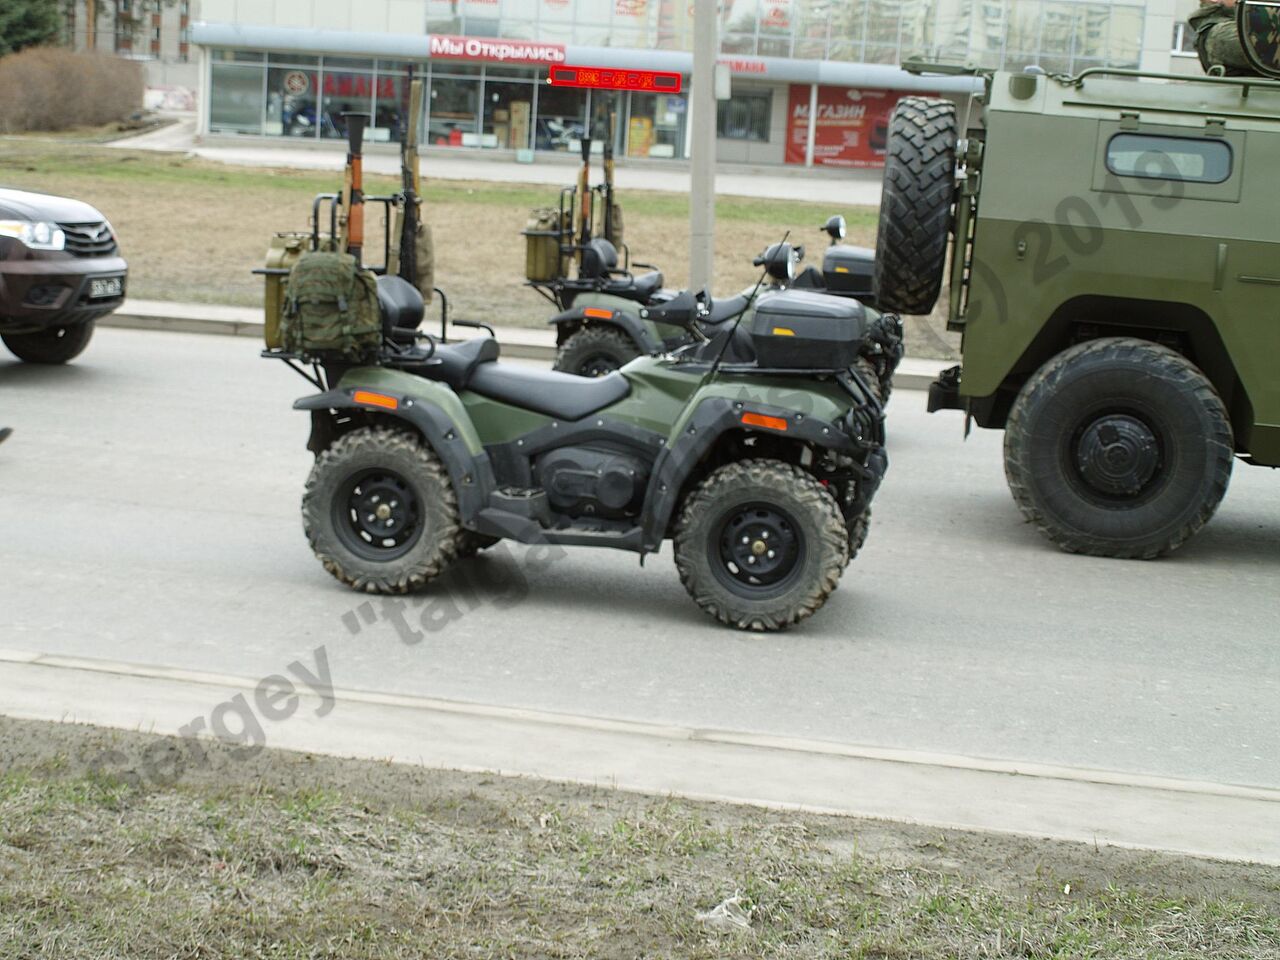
[822,244,876,301]
[749,290,867,369]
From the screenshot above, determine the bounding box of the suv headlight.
[0,220,66,251]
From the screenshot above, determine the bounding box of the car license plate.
[89,277,123,299]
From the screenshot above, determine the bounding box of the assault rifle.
[338,112,371,264]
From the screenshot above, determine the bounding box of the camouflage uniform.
[1188,2,1257,75]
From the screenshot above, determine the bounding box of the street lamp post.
[689,0,719,293]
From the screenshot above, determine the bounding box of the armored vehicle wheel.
[874,97,957,316]
[2,321,94,364]
[302,427,461,592]
[555,326,641,377]
[1004,338,1233,559]
[454,530,500,558]
[674,459,850,631]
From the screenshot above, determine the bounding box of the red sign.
[428,34,567,65]
[322,74,397,99]
[784,85,936,168]
[720,57,767,75]
[549,65,683,93]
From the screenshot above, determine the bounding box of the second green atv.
[269,274,887,631]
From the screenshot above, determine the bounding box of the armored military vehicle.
[876,54,1280,559]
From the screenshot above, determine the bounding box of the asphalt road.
[2,327,1277,789]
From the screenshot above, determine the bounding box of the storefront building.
[193,0,1178,169]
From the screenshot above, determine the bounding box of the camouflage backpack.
[282,251,382,359]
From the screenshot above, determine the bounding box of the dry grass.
[0,140,960,357]
[1,718,1278,959]
[0,49,143,134]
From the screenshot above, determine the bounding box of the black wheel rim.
[1067,410,1166,504]
[577,354,621,378]
[334,468,423,561]
[713,502,804,594]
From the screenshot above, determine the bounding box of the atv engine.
[536,446,650,520]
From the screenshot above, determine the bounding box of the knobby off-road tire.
[2,320,95,364]
[303,427,461,593]
[846,507,872,565]
[555,325,642,378]
[674,459,850,631]
[1005,338,1233,559]
[855,356,891,408]
[874,97,958,316]
[454,530,500,558]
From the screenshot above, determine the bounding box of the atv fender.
[640,393,865,552]
[293,369,496,525]
[548,305,662,354]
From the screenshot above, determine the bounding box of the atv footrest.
[490,488,551,526]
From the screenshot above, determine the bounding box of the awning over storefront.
[190,21,983,94]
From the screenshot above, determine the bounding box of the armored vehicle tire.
[674,459,850,631]
[874,97,957,316]
[2,321,94,364]
[1004,338,1233,559]
[555,326,641,378]
[303,426,461,593]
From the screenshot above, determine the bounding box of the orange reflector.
[742,412,788,432]
[583,307,613,319]
[771,327,796,337]
[353,390,399,411]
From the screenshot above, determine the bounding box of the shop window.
[266,66,319,138]
[628,92,686,159]
[320,71,376,140]
[483,81,535,150]
[373,69,416,143]
[721,33,757,55]
[429,76,481,146]
[536,84,586,153]
[211,49,263,63]
[210,62,264,135]
[268,53,319,67]
[717,92,771,142]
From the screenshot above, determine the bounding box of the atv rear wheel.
[674,459,849,631]
[303,427,461,592]
[2,321,95,364]
[874,97,957,316]
[555,326,641,377]
[1004,338,1233,559]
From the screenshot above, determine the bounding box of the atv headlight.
[0,220,66,251]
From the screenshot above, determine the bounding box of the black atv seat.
[423,336,501,390]
[703,293,750,325]
[376,275,425,342]
[467,365,630,421]
[603,270,664,302]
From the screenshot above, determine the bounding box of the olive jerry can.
[522,207,569,282]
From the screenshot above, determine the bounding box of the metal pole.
[689,0,718,292]
[805,82,818,167]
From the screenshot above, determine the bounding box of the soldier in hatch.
[1189,0,1262,75]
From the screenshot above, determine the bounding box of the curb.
[3,649,1278,866]
[99,309,951,389]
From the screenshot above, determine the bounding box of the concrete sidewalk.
[2,649,1277,866]
[109,119,886,206]
[101,298,951,388]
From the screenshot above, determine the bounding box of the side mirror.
[823,215,847,243]
[1236,2,1280,78]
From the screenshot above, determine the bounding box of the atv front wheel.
[854,356,889,407]
[555,326,642,377]
[302,427,461,592]
[2,321,95,364]
[674,459,849,631]
[1004,338,1233,559]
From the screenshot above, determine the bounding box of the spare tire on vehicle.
[874,97,958,316]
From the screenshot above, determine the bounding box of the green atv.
[878,50,1280,559]
[531,233,905,406]
[267,273,887,631]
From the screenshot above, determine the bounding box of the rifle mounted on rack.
[600,105,619,248]
[390,73,425,287]
[576,135,593,266]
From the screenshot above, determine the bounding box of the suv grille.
[58,221,118,258]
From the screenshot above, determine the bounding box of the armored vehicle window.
[1105,134,1232,184]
